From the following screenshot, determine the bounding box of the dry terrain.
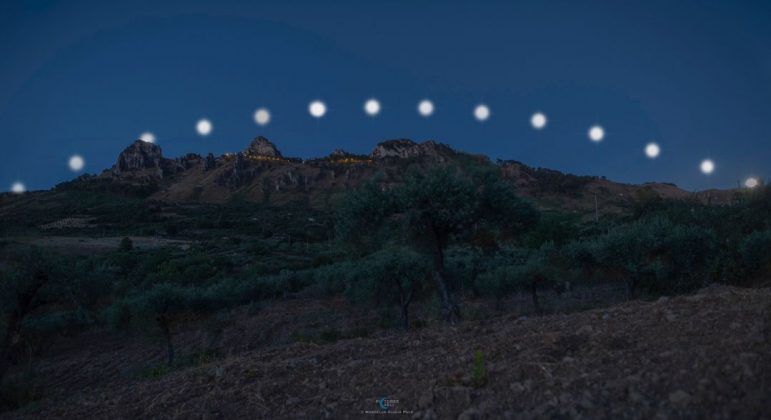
[4,286,769,419]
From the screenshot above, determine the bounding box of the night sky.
[2,0,770,192]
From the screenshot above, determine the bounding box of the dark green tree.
[339,166,538,322]
[477,244,559,313]
[119,237,133,252]
[0,248,67,380]
[345,247,430,329]
[109,283,200,367]
[593,217,716,298]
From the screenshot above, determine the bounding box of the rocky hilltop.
[60,136,739,215]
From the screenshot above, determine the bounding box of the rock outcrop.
[172,154,203,172]
[203,153,217,172]
[113,140,165,178]
[329,149,349,158]
[370,139,455,162]
[245,136,282,158]
[74,135,703,210]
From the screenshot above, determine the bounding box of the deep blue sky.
[1,0,769,192]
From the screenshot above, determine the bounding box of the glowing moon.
[645,142,660,159]
[588,125,605,142]
[309,100,327,118]
[531,112,547,130]
[11,181,26,194]
[418,99,434,117]
[474,104,490,122]
[744,177,759,188]
[364,98,381,116]
[196,119,213,136]
[254,108,271,126]
[700,159,715,175]
[69,155,85,172]
[139,132,156,143]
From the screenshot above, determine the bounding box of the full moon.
[700,159,715,175]
[254,108,271,126]
[588,125,605,142]
[531,112,547,130]
[744,177,759,188]
[11,181,25,194]
[418,99,434,117]
[139,132,156,143]
[364,98,381,116]
[474,104,490,122]
[196,119,213,136]
[69,155,85,172]
[645,142,661,159]
[309,100,327,118]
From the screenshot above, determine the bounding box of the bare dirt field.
[4,286,769,419]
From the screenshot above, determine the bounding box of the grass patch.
[471,350,488,388]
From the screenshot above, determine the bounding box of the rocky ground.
[4,285,770,419]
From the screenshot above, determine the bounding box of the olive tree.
[593,217,715,298]
[0,248,67,380]
[345,247,430,329]
[339,166,538,322]
[108,283,201,367]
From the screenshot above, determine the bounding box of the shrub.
[593,217,716,298]
[343,248,430,329]
[119,237,133,252]
[471,350,487,388]
[739,229,771,279]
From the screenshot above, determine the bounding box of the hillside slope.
[9,286,769,419]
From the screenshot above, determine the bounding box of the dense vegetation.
[0,164,769,411]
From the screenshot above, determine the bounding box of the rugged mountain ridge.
[64,136,738,215]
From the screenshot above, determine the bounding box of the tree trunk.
[0,280,44,381]
[433,270,460,323]
[626,275,638,301]
[531,278,541,314]
[395,278,413,331]
[401,303,410,330]
[0,313,20,381]
[426,222,460,323]
[157,315,175,367]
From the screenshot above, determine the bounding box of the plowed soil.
[5,286,770,419]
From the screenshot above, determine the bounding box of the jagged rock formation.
[370,139,455,162]
[65,135,738,213]
[245,136,282,158]
[203,153,217,172]
[173,154,203,172]
[110,140,202,180]
[329,149,348,158]
[113,140,165,178]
